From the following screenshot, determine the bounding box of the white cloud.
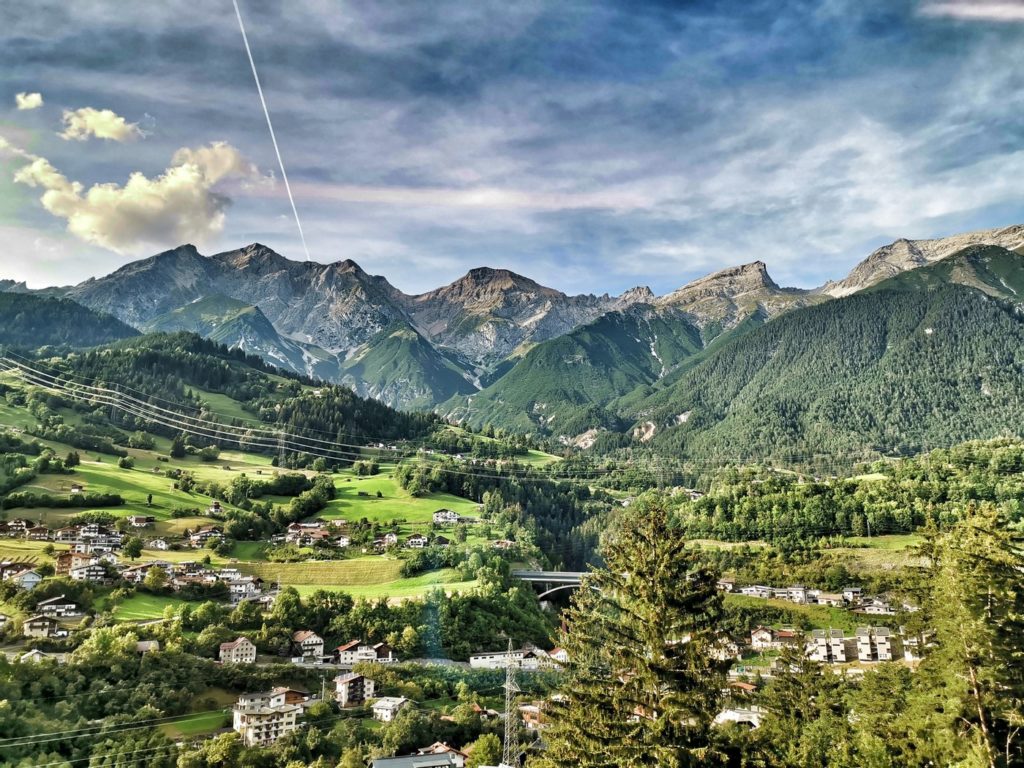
[2,138,265,253]
[59,107,143,142]
[15,92,43,110]
[920,1,1024,21]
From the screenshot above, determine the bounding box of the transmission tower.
[502,638,521,767]
[277,430,286,467]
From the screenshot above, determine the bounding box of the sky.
[1,0,1023,296]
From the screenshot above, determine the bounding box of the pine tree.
[913,502,1024,768]
[538,496,730,768]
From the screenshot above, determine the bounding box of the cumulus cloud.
[2,138,264,253]
[59,107,143,142]
[920,1,1024,21]
[15,92,43,110]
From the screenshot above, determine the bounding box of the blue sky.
[1,0,1023,295]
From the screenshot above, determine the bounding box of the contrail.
[232,0,311,261]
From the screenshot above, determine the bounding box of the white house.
[432,509,461,524]
[291,630,324,662]
[372,696,409,722]
[147,539,169,551]
[36,595,80,618]
[405,534,429,549]
[219,636,258,664]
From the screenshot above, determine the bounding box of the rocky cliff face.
[819,224,1024,297]
[401,267,650,366]
[657,261,816,331]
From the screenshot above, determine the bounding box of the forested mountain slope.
[628,246,1024,462]
[0,292,139,349]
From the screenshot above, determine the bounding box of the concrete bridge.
[512,570,585,599]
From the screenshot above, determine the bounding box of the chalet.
[549,647,568,663]
[433,535,451,547]
[232,692,299,747]
[405,534,429,549]
[207,500,223,515]
[334,640,397,666]
[10,569,42,590]
[37,595,79,618]
[147,538,169,550]
[716,578,736,592]
[189,525,223,547]
[220,636,258,664]
[227,577,262,602]
[52,552,78,576]
[136,640,160,654]
[492,539,515,550]
[416,743,468,768]
[19,648,67,664]
[218,567,243,581]
[432,509,460,524]
[26,525,50,541]
[815,592,845,607]
[856,597,895,616]
[739,585,773,599]
[372,696,409,722]
[126,515,154,528]
[69,562,107,583]
[843,586,863,604]
[750,626,800,651]
[808,629,847,663]
[334,672,375,707]
[291,630,324,662]
[855,626,893,662]
[54,527,80,543]
[23,614,58,639]
[69,483,84,494]
[334,535,351,548]
[383,532,399,546]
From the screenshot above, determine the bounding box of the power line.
[232,0,311,261]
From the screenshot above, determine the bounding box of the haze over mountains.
[3,223,1024,458]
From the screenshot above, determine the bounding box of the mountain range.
[3,223,1024,458]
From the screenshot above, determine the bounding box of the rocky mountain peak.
[616,285,656,305]
[820,224,1024,297]
[661,261,779,304]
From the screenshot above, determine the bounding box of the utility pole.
[502,637,520,768]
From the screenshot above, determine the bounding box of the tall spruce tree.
[536,496,730,768]
[911,502,1024,768]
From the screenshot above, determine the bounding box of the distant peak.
[670,261,779,296]
[618,285,656,303]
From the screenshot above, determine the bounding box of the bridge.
[512,570,585,599]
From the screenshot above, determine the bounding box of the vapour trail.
[232,0,311,261]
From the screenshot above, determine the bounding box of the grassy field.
[0,378,488,603]
[291,570,478,600]
[321,472,480,524]
[845,534,923,550]
[157,709,230,739]
[240,556,405,586]
[107,593,187,621]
